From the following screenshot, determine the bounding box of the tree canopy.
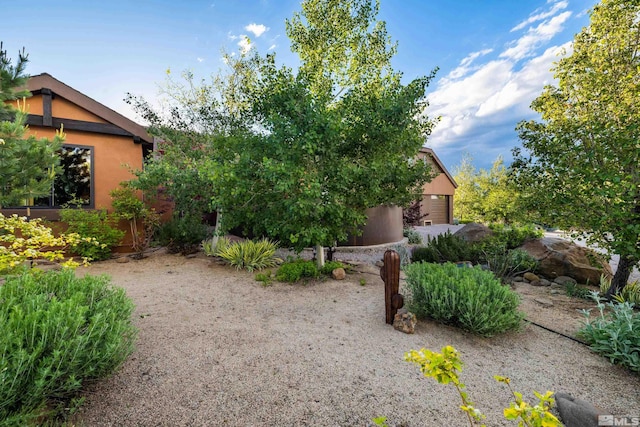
[0,43,62,209]
[129,0,437,254]
[453,154,520,225]
[512,0,640,295]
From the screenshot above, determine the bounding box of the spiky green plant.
[215,238,281,272]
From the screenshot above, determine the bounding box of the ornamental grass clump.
[214,238,281,272]
[405,262,523,336]
[0,269,137,425]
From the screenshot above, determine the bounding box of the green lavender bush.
[0,270,137,425]
[405,262,523,336]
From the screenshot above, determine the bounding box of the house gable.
[2,74,151,223]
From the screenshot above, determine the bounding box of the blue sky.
[3,0,595,172]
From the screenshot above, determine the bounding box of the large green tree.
[512,0,640,296]
[217,0,435,255]
[128,0,436,262]
[453,154,519,224]
[0,43,62,209]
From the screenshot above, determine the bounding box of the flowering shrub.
[404,345,562,426]
[0,213,100,274]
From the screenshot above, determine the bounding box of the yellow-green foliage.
[0,213,100,275]
[214,238,281,272]
[404,345,562,427]
[599,275,640,305]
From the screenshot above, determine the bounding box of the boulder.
[555,392,603,427]
[523,272,540,282]
[331,268,346,280]
[453,223,493,243]
[393,311,417,334]
[519,238,612,285]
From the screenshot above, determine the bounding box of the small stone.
[331,268,346,280]
[185,253,197,259]
[530,280,544,287]
[554,276,577,286]
[524,272,540,282]
[116,257,130,264]
[550,289,563,295]
[534,297,554,307]
[375,260,384,268]
[512,276,525,283]
[393,311,417,334]
[539,278,552,286]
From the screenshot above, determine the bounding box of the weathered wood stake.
[380,249,404,324]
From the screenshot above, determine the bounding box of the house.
[1,73,153,221]
[416,147,457,225]
[341,147,457,246]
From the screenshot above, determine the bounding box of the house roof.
[420,147,458,188]
[25,73,153,144]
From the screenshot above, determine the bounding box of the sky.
[2,0,596,172]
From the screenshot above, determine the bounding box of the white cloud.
[511,0,569,32]
[425,0,576,161]
[245,23,268,37]
[500,11,571,60]
[268,44,276,51]
[227,32,238,40]
[238,35,252,54]
[197,57,204,63]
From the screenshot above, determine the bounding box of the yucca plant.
[599,275,640,305]
[215,238,282,272]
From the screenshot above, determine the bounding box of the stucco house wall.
[1,73,153,248]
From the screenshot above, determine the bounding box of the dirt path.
[73,250,640,427]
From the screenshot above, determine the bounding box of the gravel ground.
[72,233,640,426]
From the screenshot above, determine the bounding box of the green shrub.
[403,228,422,244]
[60,207,124,261]
[392,244,412,267]
[578,293,640,372]
[215,238,281,272]
[0,270,137,424]
[411,232,470,263]
[565,282,593,300]
[255,270,273,287]
[276,259,319,283]
[488,223,543,249]
[157,215,208,254]
[475,244,538,280]
[320,261,345,275]
[405,262,523,336]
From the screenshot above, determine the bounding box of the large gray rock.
[453,223,493,243]
[555,392,603,427]
[519,238,612,285]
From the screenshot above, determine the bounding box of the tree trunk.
[605,255,636,299]
[315,244,325,268]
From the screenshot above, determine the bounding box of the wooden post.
[380,249,404,324]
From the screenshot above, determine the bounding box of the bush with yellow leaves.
[0,213,101,275]
[402,345,562,427]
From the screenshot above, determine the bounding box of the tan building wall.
[2,74,152,251]
[415,148,457,225]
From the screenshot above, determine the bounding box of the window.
[34,145,93,207]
